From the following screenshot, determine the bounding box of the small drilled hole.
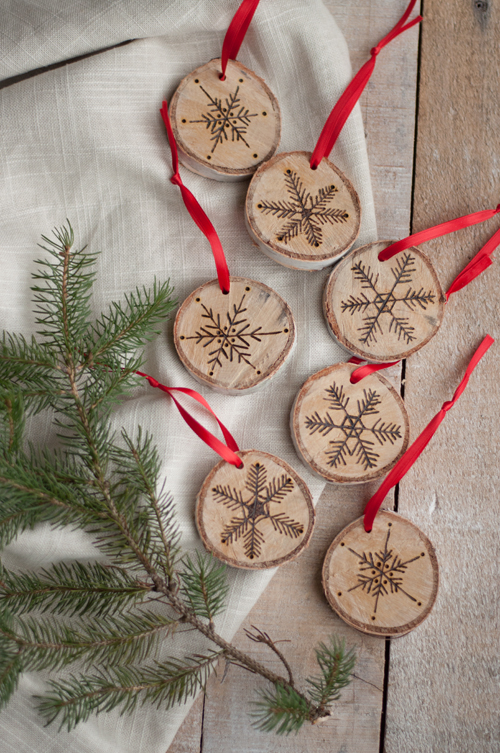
[340,542,345,547]
[209,371,214,376]
[277,236,283,241]
[253,153,258,158]
[388,523,392,527]
[195,79,199,83]
[330,185,335,190]
[207,155,212,160]
[256,370,261,375]
[338,592,342,597]
[262,111,267,116]
[418,602,422,606]
[217,339,221,343]
[182,119,187,123]
[180,336,185,340]
[283,328,289,333]
[314,242,320,247]
[257,204,263,208]
[371,571,376,575]
[239,78,243,82]
[421,553,425,557]
[286,169,292,175]
[245,286,250,291]
[196,297,201,302]
[371,616,376,621]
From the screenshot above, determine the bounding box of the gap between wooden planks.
[169,1,419,750]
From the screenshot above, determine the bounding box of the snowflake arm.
[304,411,339,436]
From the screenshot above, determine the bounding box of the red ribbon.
[446,225,500,299]
[363,335,494,532]
[310,0,422,170]
[348,356,400,384]
[136,370,242,468]
[160,102,231,295]
[378,205,500,261]
[220,0,261,81]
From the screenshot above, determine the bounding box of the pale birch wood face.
[291,363,409,483]
[323,511,439,636]
[245,151,361,269]
[324,241,446,361]
[196,450,315,569]
[169,58,281,179]
[174,278,295,393]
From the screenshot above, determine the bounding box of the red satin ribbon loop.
[220,0,261,80]
[310,0,422,169]
[160,102,231,295]
[446,225,500,299]
[378,205,500,262]
[350,360,400,384]
[363,335,494,532]
[136,370,242,467]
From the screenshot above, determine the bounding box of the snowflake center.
[373,291,397,313]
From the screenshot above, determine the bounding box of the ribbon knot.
[495,204,500,213]
[371,46,381,57]
[170,174,182,188]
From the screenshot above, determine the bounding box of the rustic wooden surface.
[291,362,409,484]
[169,58,281,181]
[384,0,500,751]
[170,1,420,750]
[324,241,446,361]
[245,151,361,269]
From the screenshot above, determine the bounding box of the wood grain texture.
[174,277,295,394]
[169,1,420,749]
[291,362,409,484]
[385,0,500,751]
[245,151,361,269]
[324,241,446,361]
[195,450,315,569]
[323,511,439,637]
[169,58,281,181]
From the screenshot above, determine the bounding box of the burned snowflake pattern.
[341,253,436,346]
[346,525,424,614]
[304,382,402,471]
[189,85,258,154]
[258,169,349,247]
[183,294,283,376]
[212,462,304,560]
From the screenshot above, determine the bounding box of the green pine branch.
[0,222,356,735]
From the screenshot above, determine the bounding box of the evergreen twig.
[0,222,355,734]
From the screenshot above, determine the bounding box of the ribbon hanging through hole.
[362,334,494,532]
[220,0,261,80]
[310,0,422,170]
[160,102,231,295]
[136,370,242,467]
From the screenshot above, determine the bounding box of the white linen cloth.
[0,1,376,750]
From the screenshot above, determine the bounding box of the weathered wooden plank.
[385,1,500,751]
[169,2,420,749]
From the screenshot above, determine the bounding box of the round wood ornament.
[196,449,315,569]
[291,363,409,484]
[324,241,447,362]
[168,59,281,182]
[245,151,361,270]
[322,511,439,637]
[174,277,295,394]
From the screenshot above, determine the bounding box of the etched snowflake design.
[257,169,349,247]
[213,462,303,560]
[340,253,436,346]
[182,294,284,376]
[305,382,402,471]
[346,525,424,614]
[189,85,258,153]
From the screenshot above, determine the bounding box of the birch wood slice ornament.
[196,449,315,569]
[174,277,295,394]
[322,511,439,637]
[245,151,361,270]
[168,59,281,182]
[324,241,446,362]
[291,363,409,484]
